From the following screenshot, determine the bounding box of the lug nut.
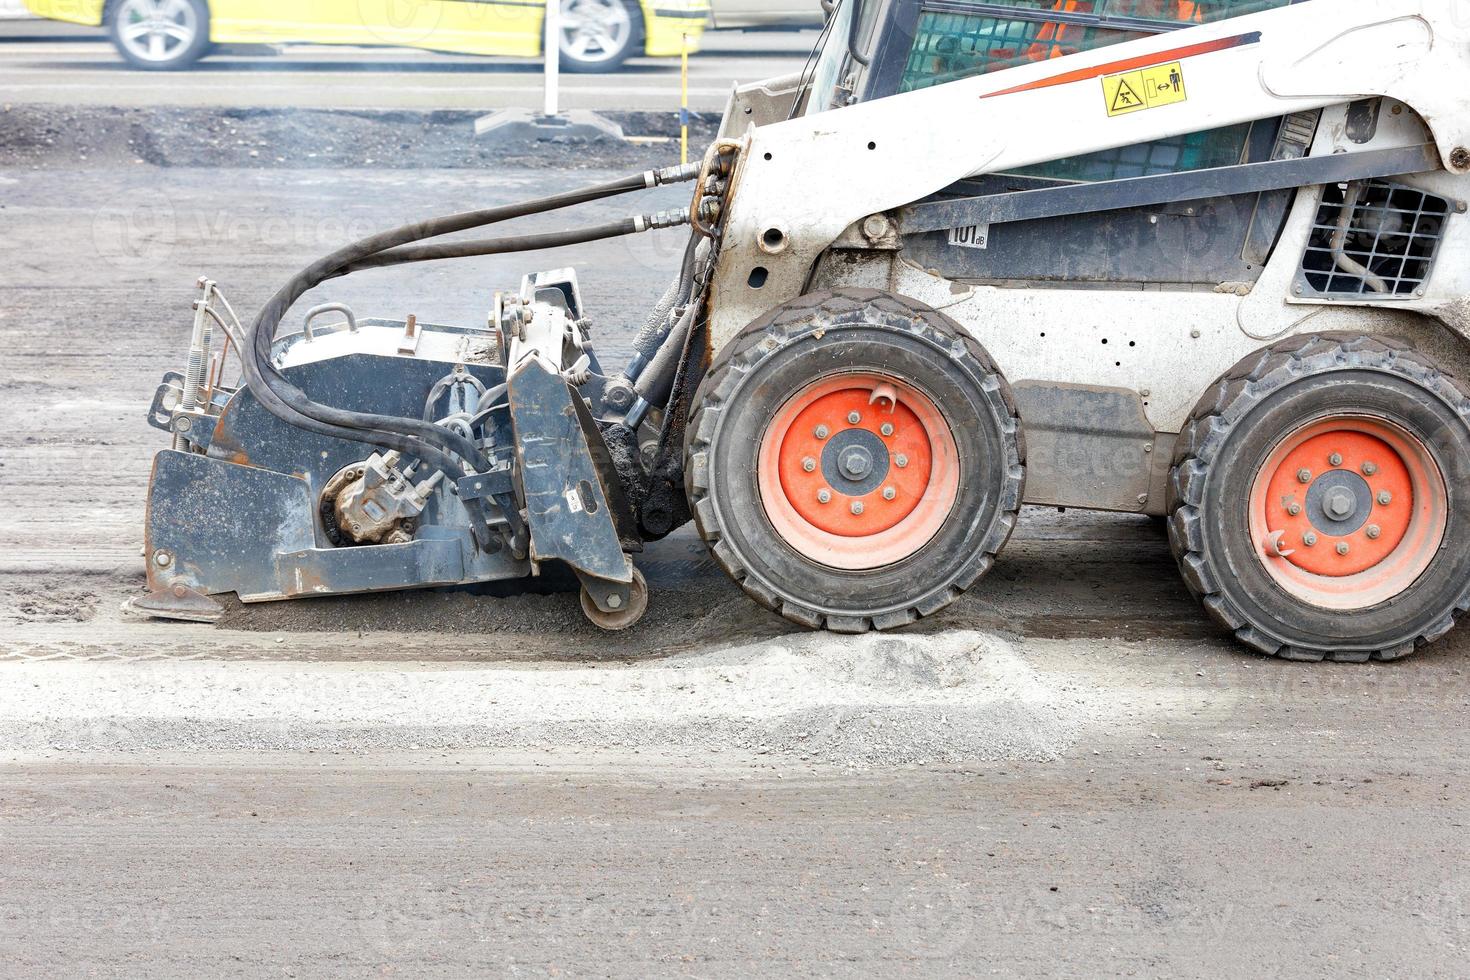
[802,457,817,473]
[817,489,832,504]
[1366,525,1382,540]
[1287,503,1302,517]
[895,454,909,468]
[1297,468,1313,484]
[1329,452,1343,467]
[814,425,829,439]
[850,501,864,516]
[1362,461,1378,476]
[1337,542,1351,556]
[882,486,896,501]
[1378,490,1393,506]
[847,411,861,425]
[880,423,894,437]
[1303,532,1318,547]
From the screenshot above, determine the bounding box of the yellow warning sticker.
[1102,61,1187,117]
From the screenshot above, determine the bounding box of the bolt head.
[1303,533,1318,547]
[895,454,909,468]
[880,423,894,437]
[1297,468,1313,484]
[850,501,864,516]
[1366,525,1382,540]
[847,411,861,425]
[1378,491,1393,506]
[1325,489,1355,520]
[1337,542,1351,556]
[882,486,896,501]
[814,425,829,440]
[817,489,832,504]
[1287,503,1302,517]
[175,416,192,432]
[607,593,622,609]
[1362,461,1378,476]
[1329,453,1343,467]
[152,550,172,568]
[802,457,816,473]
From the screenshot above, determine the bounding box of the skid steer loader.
[135,0,1470,662]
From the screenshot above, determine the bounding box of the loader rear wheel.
[1169,333,1470,662]
[686,289,1025,633]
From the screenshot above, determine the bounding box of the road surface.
[2,151,1469,975]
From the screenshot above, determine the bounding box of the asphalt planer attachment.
[133,154,732,630]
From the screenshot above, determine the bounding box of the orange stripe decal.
[981,31,1261,99]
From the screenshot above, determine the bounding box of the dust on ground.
[0,630,1101,767]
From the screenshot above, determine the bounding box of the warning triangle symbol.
[1110,78,1143,112]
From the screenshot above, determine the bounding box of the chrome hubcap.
[559,0,632,63]
[117,0,198,63]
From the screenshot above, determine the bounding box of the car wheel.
[108,0,211,71]
[558,0,643,73]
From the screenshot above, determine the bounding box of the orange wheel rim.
[756,373,959,571]
[1248,416,1447,610]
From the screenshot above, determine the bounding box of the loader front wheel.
[686,289,1025,633]
[1169,333,1470,662]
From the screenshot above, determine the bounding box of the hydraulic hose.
[241,165,699,488]
[336,219,645,275]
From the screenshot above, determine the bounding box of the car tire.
[1169,332,1470,662]
[108,0,212,71]
[558,0,644,73]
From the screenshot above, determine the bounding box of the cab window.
[896,0,1298,180]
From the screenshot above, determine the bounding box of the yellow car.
[25,0,708,72]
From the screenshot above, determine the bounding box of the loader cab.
[801,0,1308,288]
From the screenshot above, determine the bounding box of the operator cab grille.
[1299,180,1451,298]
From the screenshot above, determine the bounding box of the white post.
[543,0,561,118]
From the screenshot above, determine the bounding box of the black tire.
[108,0,211,71]
[558,0,643,73]
[1169,332,1470,662]
[685,289,1025,633]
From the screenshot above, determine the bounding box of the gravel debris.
[0,630,1099,767]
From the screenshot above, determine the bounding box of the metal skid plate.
[143,449,316,602]
[143,451,521,605]
[509,358,635,606]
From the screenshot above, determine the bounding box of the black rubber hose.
[335,219,640,275]
[242,172,655,478]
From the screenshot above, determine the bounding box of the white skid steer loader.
[136,0,1470,663]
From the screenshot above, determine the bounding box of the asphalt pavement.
[0,19,819,112]
[3,32,1470,978]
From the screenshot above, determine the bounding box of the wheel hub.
[1249,417,1446,608]
[1305,470,1374,536]
[756,373,960,570]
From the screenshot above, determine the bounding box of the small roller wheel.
[1169,333,1470,662]
[579,567,648,631]
[686,289,1025,633]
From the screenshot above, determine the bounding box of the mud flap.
[509,358,638,612]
